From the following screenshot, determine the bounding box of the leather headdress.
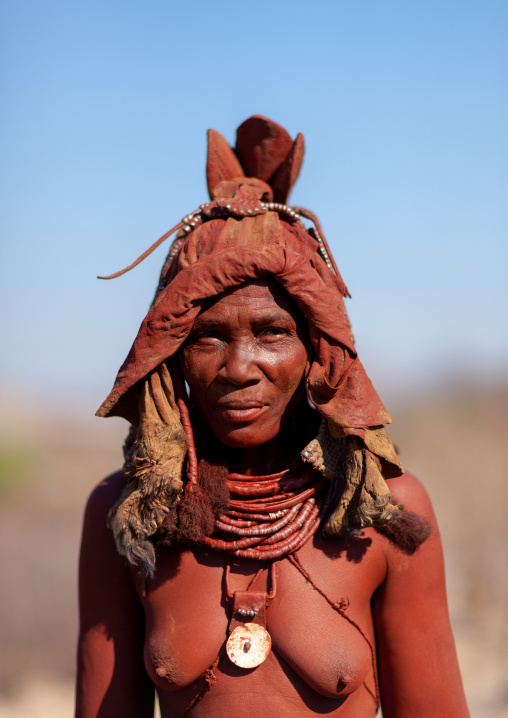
[98,116,404,574]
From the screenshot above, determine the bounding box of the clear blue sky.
[1,0,506,415]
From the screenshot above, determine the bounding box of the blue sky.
[1,0,506,415]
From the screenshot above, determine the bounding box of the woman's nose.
[218,342,262,386]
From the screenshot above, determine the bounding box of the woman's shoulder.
[373,471,436,558]
[386,470,436,519]
[84,470,127,524]
[80,472,129,579]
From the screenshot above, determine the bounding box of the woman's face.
[180,279,308,449]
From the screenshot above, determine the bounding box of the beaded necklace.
[201,464,330,560]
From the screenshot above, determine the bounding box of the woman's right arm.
[76,472,155,718]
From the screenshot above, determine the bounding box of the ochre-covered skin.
[77,471,469,717]
[77,118,469,716]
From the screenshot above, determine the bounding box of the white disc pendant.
[226,623,272,669]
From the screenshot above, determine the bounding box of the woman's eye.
[260,326,288,338]
[186,330,223,346]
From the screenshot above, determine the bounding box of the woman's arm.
[76,472,155,718]
[373,472,470,718]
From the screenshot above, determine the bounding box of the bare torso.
[143,529,385,717]
[77,469,470,718]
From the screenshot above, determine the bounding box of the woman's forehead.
[200,278,299,313]
[196,279,305,327]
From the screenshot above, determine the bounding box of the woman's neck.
[231,433,293,476]
[230,405,319,476]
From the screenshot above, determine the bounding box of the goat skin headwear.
[98,116,405,575]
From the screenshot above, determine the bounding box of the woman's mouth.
[215,401,267,423]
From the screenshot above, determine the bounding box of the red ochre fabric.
[97,211,392,439]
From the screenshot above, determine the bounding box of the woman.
[76,116,469,717]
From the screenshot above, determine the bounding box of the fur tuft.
[123,537,157,579]
[175,483,215,543]
[375,509,432,554]
[157,456,230,546]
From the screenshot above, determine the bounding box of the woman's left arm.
[373,472,470,718]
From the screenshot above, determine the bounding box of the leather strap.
[229,590,267,632]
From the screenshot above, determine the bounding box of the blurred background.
[0,0,506,715]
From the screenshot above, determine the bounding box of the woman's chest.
[140,533,385,698]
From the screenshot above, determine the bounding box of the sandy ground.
[0,384,507,717]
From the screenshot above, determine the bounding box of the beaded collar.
[201,463,332,560]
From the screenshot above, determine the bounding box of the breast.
[144,628,225,691]
[145,614,372,698]
[140,547,229,691]
[264,541,379,698]
[140,544,377,698]
[268,601,373,698]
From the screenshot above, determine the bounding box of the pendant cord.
[287,551,380,710]
[224,559,278,602]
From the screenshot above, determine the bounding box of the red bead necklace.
[201,463,330,559]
